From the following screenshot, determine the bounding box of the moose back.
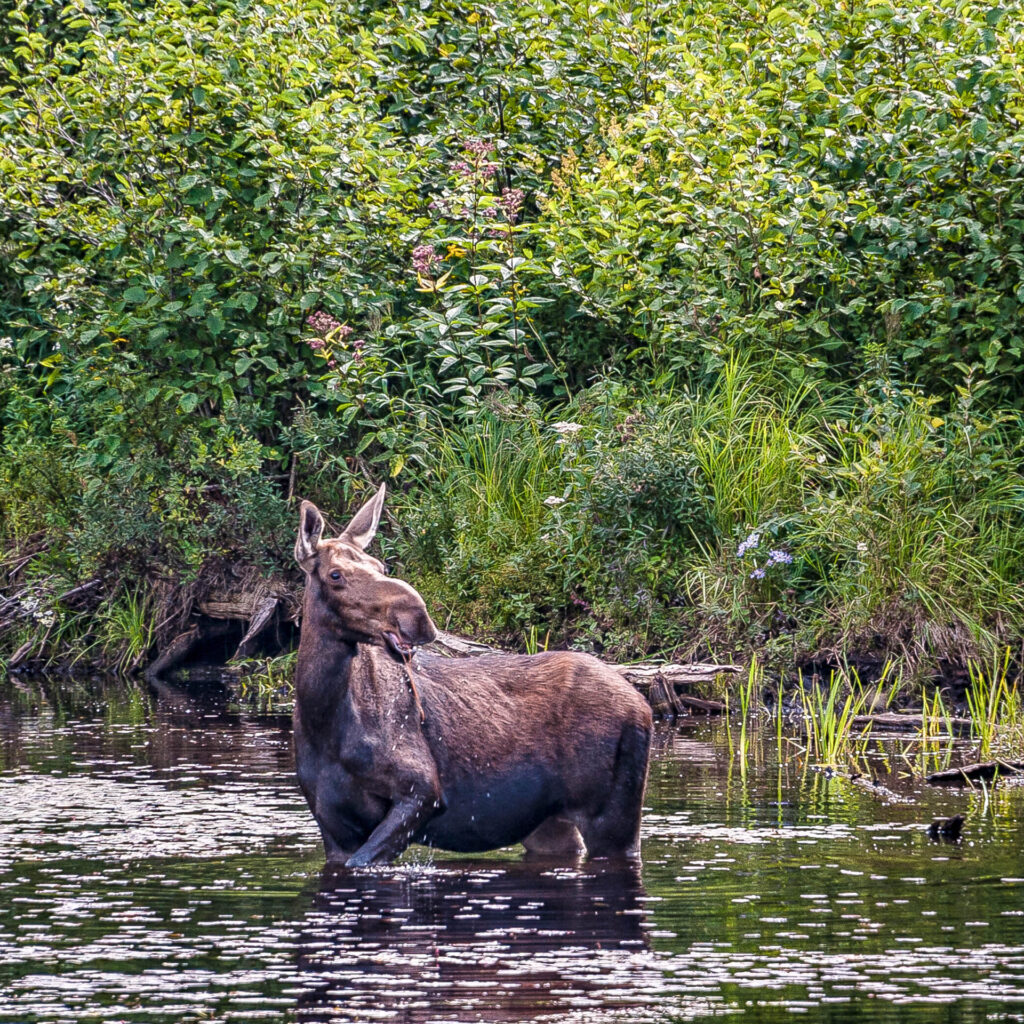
[293,485,652,867]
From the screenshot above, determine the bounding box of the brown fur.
[293,486,653,867]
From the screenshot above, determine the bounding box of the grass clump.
[796,670,872,768]
[965,650,1024,759]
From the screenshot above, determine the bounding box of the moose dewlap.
[293,484,653,867]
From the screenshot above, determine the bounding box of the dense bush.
[539,0,1024,386]
[399,362,1023,666]
[1,0,1022,672]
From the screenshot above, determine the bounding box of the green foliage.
[538,0,1024,388]
[1,0,1023,675]
[399,360,1023,666]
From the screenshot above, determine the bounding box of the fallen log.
[145,627,201,681]
[677,693,729,714]
[925,760,1024,786]
[616,664,736,716]
[852,711,974,735]
[613,663,742,687]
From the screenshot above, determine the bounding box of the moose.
[293,485,653,867]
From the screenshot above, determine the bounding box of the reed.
[523,625,550,655]
[965,648,1023,758]
[797,669,872,766]
[738,655,761,720]
[237,652,297,708]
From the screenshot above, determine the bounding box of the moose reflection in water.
[295,861,658,1024]
[292,485,653,867]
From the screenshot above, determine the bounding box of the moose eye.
[329,570,344,583]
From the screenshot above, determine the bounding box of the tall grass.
[686,357,824,537]
[395,412,568,637]
[682,360,1024,669]
[965,649,1024,758]
[99,589,155,674]
[797,670,872,766]
[425,415,559,548]
[392,359,1024,669]
[802,381,1024,664]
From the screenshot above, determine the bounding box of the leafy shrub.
[2,0,1023,675]
[538,0,1024,394]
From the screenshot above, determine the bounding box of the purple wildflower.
[412,244,442,275]
[736,532,760,558]
[750,567,766,580]
[766,549,793,566]
[463,138,492,157]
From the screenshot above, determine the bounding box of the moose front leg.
[345,785,442,867]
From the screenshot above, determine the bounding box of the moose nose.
[395,603,437,647]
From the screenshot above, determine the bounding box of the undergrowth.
[395,358,1024,676]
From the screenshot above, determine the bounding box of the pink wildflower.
[412,244,442,275]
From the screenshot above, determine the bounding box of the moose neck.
[295,585,360,709]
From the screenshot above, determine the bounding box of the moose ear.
[295,500,324,570]
[340,483,386,551]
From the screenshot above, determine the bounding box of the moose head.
[295,484,437,659]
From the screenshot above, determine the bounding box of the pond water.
[1,676,1023,1024]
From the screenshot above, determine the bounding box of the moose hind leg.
[523,816,586,858]
[579,723,651,859]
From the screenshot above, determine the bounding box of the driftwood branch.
[852,711,974,735]
[925,760,1024,786]
[9,639,35,668]
[233,596,280,661]
[57,579,102,603]
[145,628,201,681]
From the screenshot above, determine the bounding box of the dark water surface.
[1,678,1023,1024]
